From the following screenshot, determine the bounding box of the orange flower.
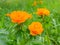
[28,22,43,36]
[32,1,37,6]
[36,8,50,16]
[7,11,32,24]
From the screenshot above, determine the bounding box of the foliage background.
[0,0,60,45]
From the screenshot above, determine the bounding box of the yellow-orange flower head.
[36,8,50,16]
[32,1,37,6]
[7,11,32,24]
[28,22,43,36]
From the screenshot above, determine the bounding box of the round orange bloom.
[7,11,32,24]
[36,8,50,16]
[28,22,43,36]
[32,1,37,6]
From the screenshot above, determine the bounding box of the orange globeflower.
[32,1,37,6]
[7,11,32,24]
[28,22,43,36]
[36,8,50,16]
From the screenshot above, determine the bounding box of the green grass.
[0,0,60,45]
